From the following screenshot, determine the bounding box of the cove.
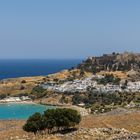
[0,103,54,119]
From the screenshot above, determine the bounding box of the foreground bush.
[23,112,45,134]
[23,108,81,134]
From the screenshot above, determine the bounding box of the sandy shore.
[0,101,36,105]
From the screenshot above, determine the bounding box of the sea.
[0,59,82,80]
[0,59,82,119]
[0,103,55,119]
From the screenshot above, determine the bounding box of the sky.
[0,0,140,59]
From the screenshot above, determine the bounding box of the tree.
[44,108,81,131]
[80,69,85,77]
[0,94,6,99]
[21,80,26,84]
[23,112,45,134]
[23,108,81,134]
[31,86,46,98]
[45,119,56,133]
[97,74,120,85]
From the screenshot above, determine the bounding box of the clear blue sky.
[0,0,140,59]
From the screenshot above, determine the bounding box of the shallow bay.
[0,103,54,119]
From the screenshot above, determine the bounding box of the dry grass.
[97,71,128,79]
[0,76,45,95]
[80,111,140,133]
[48,69,92,80]
[0,110,140,139]
[0,71,140,139]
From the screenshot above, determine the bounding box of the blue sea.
[0,59,81,119]
[0,59,81,80]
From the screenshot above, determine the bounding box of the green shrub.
[23,108,81,134]
[97,74,120,85]
[23,112,45,134]
[44,108,81,131]
[0,94,7,99]
[31,86,46,98]
[21,80,26,84]
[91,104,115,114]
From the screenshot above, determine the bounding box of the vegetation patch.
[72,90,140,113]
[23,108,81,134]
[97,74,121,85]
[31,86,47,98]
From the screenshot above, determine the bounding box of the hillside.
[1,52,140,96]
[0,52,140,139]
[1,52,140,105]
[0,69,92,96]
[78,52,140,74]
[1,109,140,140]
[0,76,45,96]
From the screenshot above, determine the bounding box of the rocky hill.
[78,52,140,73]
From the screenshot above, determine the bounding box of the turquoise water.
[0,103,54,120]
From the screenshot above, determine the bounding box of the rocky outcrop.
[78,52,140,73]
[8,128,140,140]
[57,128,140,140]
